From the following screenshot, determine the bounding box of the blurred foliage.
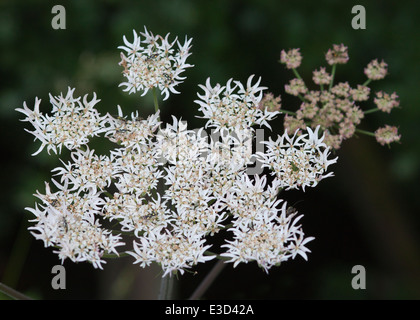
[1,0,420,299]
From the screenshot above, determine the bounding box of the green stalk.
[152,88,160,120]
[297,93,307,103]
[329,64,337,91]
[280,109,297,116]
[356,128,376,137]
[362,78,372,87]
[158,275,175,300]
[363,107,380,115]
[292,68,303,81]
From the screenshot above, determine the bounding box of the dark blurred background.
[1,0,419,299]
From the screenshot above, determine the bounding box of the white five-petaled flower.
[118,26,193,100]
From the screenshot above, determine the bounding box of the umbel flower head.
[259,126,338,191]
[194,75,279,132]
[16,88,108,155]
[17,27,347,277]
[325,43,349,65]
[118,26,193,100]
[375,125,401,146]
[278,44,401,150]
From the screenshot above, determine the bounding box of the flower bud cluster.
[278,45,401,149]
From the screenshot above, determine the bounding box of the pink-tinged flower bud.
[364,59,388,80]
[325,44,349,65]
[375,125,401,146]
[280,48,302,69]
[374,91,399,113]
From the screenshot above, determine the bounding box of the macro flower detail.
[313,67,332,86]
[259,126,338,191]
[16,88,108,155]
[258,92,281,112]
[222,198,314,272]
[194,75,279,132]
[285,78,307,96]
[279,44,401,149]
[26,181,124,269]
[118,27,193,100]
[364,59,388,80]
[280,48,302,69]
[325,43,349,65]
[351,85,370,101]
[374,91,400,113]
[16,27,401,289]
[375,125,401,146]
[128,229,215,277]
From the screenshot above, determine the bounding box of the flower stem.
[102,252,130,259]
[292,68,303,81]
[297,93,307,103]
[363,107,380,115]
[188,259,226,300]
[158,274,175,300]
[329,64,337,91]
[356,128,376,137]
[0,282,32,300]
[152,87,160,118]
[280,109,297,116]
[362,78,372,87]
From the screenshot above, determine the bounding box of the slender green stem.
[152,87,160,118]
[356,128,376,137]
[102,252,130,259]
[0,282,32,300]
[158,275,175,300]
[362,78,372,87]
[363,107,380,115]
[297,93,307,103]
[292,68,303,81]
[280,109,297,116]
[329,64,337,91]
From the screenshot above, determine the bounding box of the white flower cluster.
[259,126,338,191]
[26,181,124,269]
[222,176,315,272]
[119,27,193,100]
[195,75,278,132]
[17,28,338,276]
[221,174,316,272]
[16,88,108,155]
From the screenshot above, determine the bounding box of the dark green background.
[1,0,419,299]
